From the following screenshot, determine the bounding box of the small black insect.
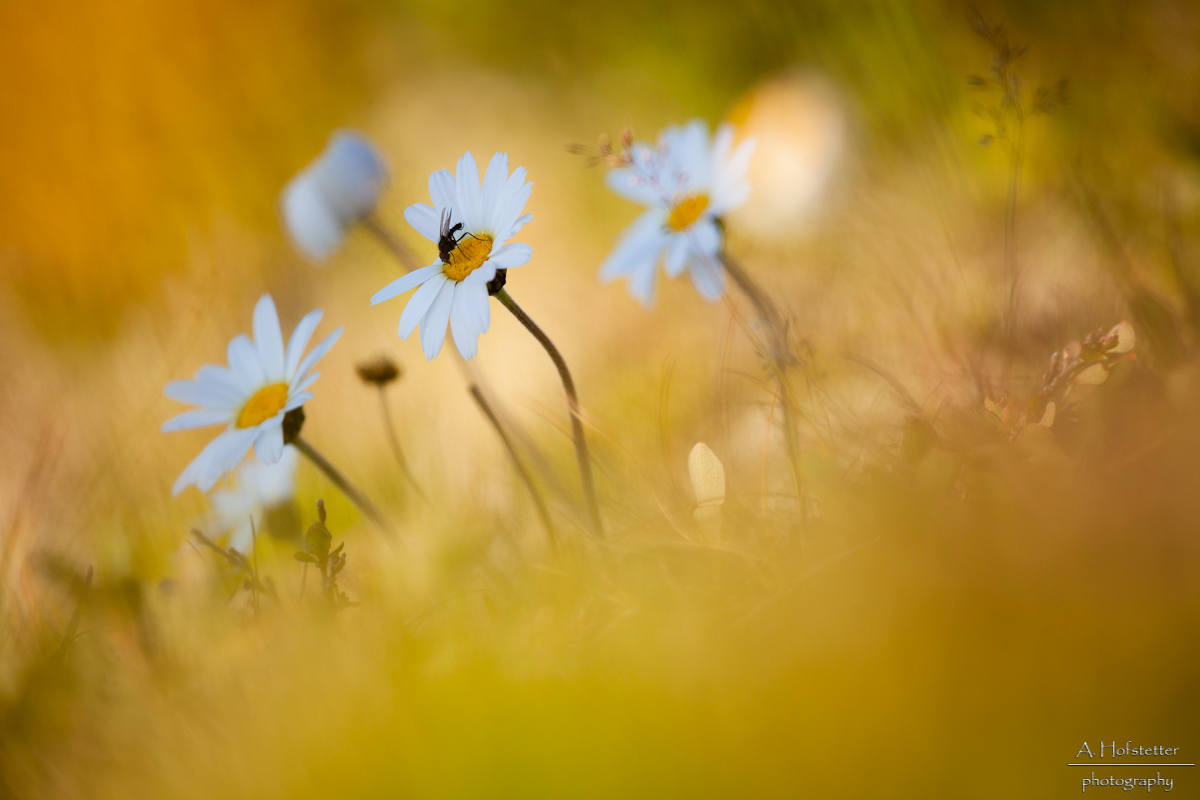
[437,210,466,263]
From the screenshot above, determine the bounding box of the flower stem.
[468,384,557,546]
[292,434,398,540]
[720,253,805,516]
[376,387,429,505]
[494,288,603,538]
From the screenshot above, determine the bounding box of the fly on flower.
[370,151,533,360]
[162,294,343,495]
[599,120,755,306]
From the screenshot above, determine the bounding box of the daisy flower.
[210,445,299,553]
[280,130,388,261]
[162,294,343,495]
[599,120,755,306]
[370,151,533,360]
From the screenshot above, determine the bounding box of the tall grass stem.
[293,435,398,541]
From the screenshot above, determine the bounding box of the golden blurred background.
[3,0,1200,796]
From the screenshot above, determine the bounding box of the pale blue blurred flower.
[279,130,389,261]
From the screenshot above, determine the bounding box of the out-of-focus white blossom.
[280,130,389,261]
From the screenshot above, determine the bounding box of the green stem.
[469,384,557,545]
[720,254,804,516]
[377,387,429,505]
[494,288,603,538]
[293,435,398,540]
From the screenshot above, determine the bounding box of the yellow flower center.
[442,233,495,282]
[237,383,290,428]
[667,193,710,232]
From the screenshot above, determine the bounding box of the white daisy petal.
[710,123,734,177]
[172,428,248,495]
[172,437,219,496]
[291,370,320,395]
[418,278,456,360]
[253,423,285,465]
[599,209,668,281]
[690,217,722,259]
[398,273,447,339]
[161,408,231,433]
[449,281,484,359]
[429,168,456,212]
[709,182,750,217]
[506,212,533,240]
[488,242,533,270]
[463,262,498,286]
[629,261,659,307]
[198,428,259,493]
[403,203,441,243]
[291,326,343,386]
[468,281,491,334]
[284,391,313,411]
[605,168,660,206]
[227,334,266,388]
[492,182,533,242]
[371,262,443,306]
[491,166,527,223]
[195,364,251,400]
[252,295,286,381]
[664,234,690,277]
[285,310,323,381]
[480,152,509,226]
[688,259,725,302]
[164,377,240,410]
[455,151,483,232]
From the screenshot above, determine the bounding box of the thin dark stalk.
[250,516,259,614]
[1004,119,1024,341]
[52,566,91,668]
[363,214,421,272]
[469,384,557,545]
[720,254,805,514]
[376,387,429,504]
[293,435,398,541]
[494,288,603,538]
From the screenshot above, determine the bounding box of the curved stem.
[377,387,429,505]
[494,288,603,538]
[720,254,805,516]
[293,435,398,541]
[469,384,557,546]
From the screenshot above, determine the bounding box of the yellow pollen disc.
[667,193,710,232]
[442,233,495,282]
[237,383,290,428]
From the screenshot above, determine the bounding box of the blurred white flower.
[210,445,299,552]
[370,150,533,360]
[728,72,845,238]
[600,120,755,306]
[162,294,342,495]
[279,130,389,261]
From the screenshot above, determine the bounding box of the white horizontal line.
[1068,763,1193,767]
